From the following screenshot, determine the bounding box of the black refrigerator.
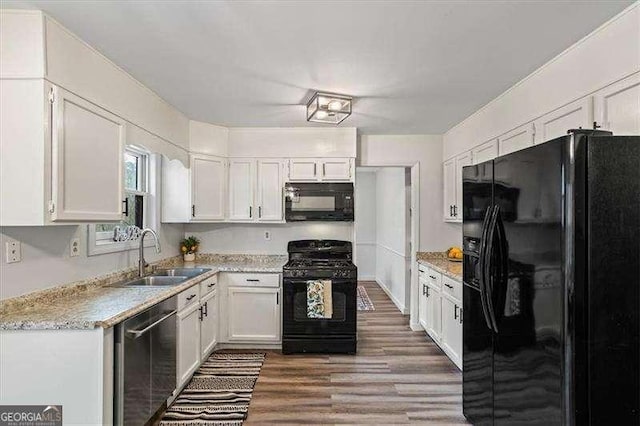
[462,129,639,426]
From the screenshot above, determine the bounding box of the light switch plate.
[6,241,21,263]
[70,237,80,257]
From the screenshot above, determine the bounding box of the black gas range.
[282,240,357,354]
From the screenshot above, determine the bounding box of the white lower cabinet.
[200,290,218,360]
[418,264,462,370]
[177,301,201,387]
[227,286,281,342]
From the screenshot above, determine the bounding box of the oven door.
[284,183,354,221]
[283,278,356,336]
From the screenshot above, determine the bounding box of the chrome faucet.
[139,228,161,277]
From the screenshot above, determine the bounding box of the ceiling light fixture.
[306,92,352,124]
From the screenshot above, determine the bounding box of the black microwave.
[284,183,354,222]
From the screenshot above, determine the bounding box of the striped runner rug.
[357,285,375,311]
[159,353,265,426]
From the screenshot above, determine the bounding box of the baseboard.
[357,275,376,281]
[216,342,282,350]
[409,322,422,332]
[374,279,408,314]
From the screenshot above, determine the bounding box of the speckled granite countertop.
[416,252,462,281]
[0,254,287,331]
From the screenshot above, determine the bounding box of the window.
[89,146,158,255]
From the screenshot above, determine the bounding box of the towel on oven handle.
[307,280,333,319]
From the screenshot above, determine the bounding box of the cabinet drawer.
[226,273,280,288]
[442,275,462,302]
[425,268,441,290]
[200,275,217,296]
[178,284,201,311]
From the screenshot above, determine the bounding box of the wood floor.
[244,281,469,425]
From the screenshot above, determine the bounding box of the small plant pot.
[183,253,196,262]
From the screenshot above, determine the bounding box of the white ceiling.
[4,0,634,134]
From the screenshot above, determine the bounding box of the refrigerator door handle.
[483,205,500,333]
[478,206,494,331]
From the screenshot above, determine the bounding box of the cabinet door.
[455,151,473,221]
[443,158,456,221]
[418,280,428,330]
[321,158,352,181]
[257,159,284,222]
[426,289,442,342]
[288,159,319,181]
[498,123,534,156]
[228,159,255,221]
[177,302,201,387]
[594,73,640,135]
[441,297,463,368]
[534,97,593,144]
[227,286,280,342]
[200,290,217,360]
[51,87,124,222]
[472,139,498,165]
[191,155,226,221]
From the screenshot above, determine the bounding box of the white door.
[321,159,352,181]
[50,87,124,222]
[418,280,428,330]
[227,286,280,342]
[228,159,255,221]
[594,73,640,135]
[426,288,442,342]
[441,297,463,368]
[191,155,226,221]
[472,139,498,165]
[443,158,456,221]
[177,302,201,387]
[200,290,217,360]
[455,151,473,221]
[257,159,284,222]
[288,159,319,181]
[498,123,535,156]
[534,97,593,144]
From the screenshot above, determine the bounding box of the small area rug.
[357,285,375,311]
[159,352,265,426]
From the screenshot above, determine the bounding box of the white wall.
[184,222,353,255]
[358,134,460,251]
[443,3,640,159]
[0,224,184,300]
[354,169,376,280]
[374,168,410,313]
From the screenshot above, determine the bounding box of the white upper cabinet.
[50,87,125,222]
[534,97,593,144]
[287,158,354,182]
[594,73,640,135]
[455,151,472,222]
[191,154,226,221]
[443,158,456,221]
[257,159,284,222]
[472,139,498,165]
[228,159,255,221]
[498,123,535,156]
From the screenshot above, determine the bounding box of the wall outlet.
[5,241,21,263]
[264,231,271,241]
[70,237,80,257]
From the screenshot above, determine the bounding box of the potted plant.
[180,236,200,262]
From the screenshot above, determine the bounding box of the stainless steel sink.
[151,268,211,278]
[117,276,189,287]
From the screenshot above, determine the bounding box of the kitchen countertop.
[416,252,462,281]
[0,254,287,331]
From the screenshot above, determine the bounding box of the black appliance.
[462,129,639,425]
[284,182,354,222]
[282,240,357,354]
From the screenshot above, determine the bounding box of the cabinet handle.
[204,301,208,317]
[276,292,279,305]
[186,294,196,301]
[323,163,326,176]
[207,282,215,288]
[246,279,260,282]
[313,163,317,176]
[426,286,430,297]
[454,304,459,320]
[258,206,262,218]
[459,308,463,324]
[449,205,453,217]
[422,284,426,296]
[445,283,454,289]
[249,206,252,218]
[192,205,196,217]
[198,305,203,321]
[122,198,129,216]
[429,275,437,280]
[454,205,458,217]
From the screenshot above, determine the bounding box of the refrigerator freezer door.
[492,140,564,425]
